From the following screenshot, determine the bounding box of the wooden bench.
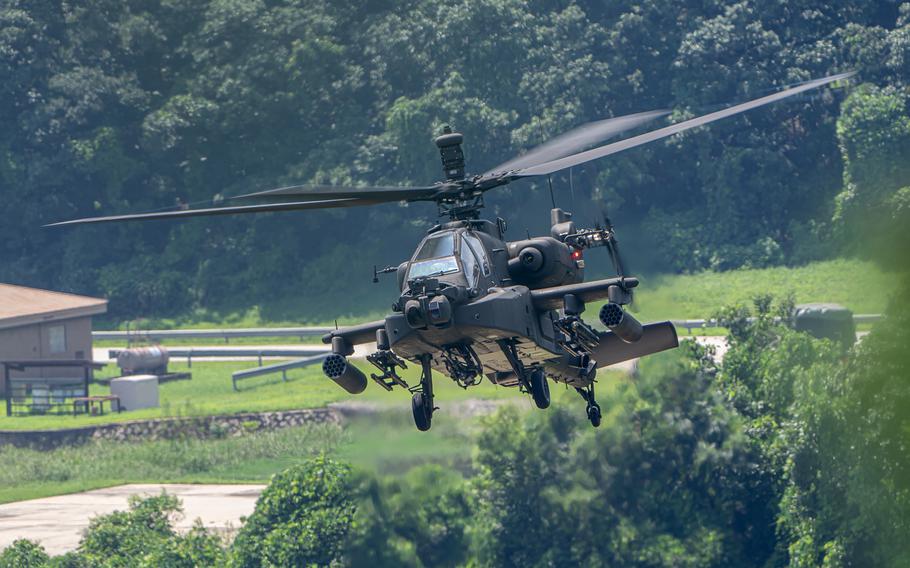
[73,395,121,416]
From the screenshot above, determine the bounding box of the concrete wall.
[0,407,341,450]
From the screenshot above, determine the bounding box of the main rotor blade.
[513,71,855,178]
[234,184,439,202]
[44,197,382,227]
[484,109,669,176]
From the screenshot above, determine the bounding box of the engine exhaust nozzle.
[322,354,368,394]
[599,303,643,344]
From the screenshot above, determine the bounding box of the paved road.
[0,484,264,555]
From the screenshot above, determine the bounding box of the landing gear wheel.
[528,368,550,409]
[586,403,602,428]
[412,392,432,431]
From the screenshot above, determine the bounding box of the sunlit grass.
[0,358,624,430]
[0,424,342,504]
[594,258,896,325]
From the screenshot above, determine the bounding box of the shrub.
[0,540,49,568]
[229,455,356,567]
[79,492,184,567]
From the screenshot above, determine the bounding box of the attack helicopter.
[48,72,853,430]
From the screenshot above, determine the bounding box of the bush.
[79,493,184,566]
[0,540,49,568]
[229,455,356,567]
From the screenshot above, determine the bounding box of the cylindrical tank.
[117,346,169,374]
[322,354,368,394]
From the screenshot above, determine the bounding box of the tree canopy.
[1,0,907,320]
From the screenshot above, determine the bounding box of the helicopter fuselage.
[324,210,678,396]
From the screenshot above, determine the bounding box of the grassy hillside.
[4,258,893,432]
[608,258,896,322]
[99,259,897,331]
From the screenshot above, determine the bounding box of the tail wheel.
[586,403,602,428]
[528,368,551,409]
[411,392,432,431]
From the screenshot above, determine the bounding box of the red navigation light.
[571,249,583,260]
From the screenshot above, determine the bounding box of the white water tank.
[109,374,159,411]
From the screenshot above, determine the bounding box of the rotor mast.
[434,126,486,221]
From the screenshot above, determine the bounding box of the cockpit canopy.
[405,229,490,290]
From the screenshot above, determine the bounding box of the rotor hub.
[435,125,466,180]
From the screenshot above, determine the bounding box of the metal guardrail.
[670,314,882,334]
[97,314,884,343]
[93,327,333,343]
[231,353,330,391]
[108,347,329,367]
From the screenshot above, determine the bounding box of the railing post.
[4,364,11,417]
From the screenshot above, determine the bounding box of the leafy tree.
[834,84,910,266]
[0,539,49,568]
[777,282,910,567]
[78,492,187,567]
[1,0,907,320]
[229,455,356,567]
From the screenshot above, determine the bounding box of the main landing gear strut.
[497,339,551,410]
[575,383,602,427]
[410,355,436,431]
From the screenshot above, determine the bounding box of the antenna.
[530,102,557,209]
[569,167,575,211]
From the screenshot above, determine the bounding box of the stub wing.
[529,276,639,310]
[322,319,386,347]
[591,321,679,367]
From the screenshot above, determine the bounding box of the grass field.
[0,356,567,431]
[4,259,894,431]
[0,364,636,504]
[612,258,896,319]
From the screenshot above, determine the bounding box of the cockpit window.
[414,233,455,260]
[408,256,459,280]
[462,233,490,276]
[460,241,478,284]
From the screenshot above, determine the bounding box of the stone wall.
[0,407,341,450]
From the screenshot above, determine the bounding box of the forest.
[1,0,907,320]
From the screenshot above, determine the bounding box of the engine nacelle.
[322,354,368,394]
[506,237,582,288]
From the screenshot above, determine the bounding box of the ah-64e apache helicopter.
[49,72,852,430]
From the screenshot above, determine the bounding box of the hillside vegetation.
[97,258,897,329]
[1,1,908,321]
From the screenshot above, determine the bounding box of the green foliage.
[0,0,907,319]
[78,493,187,567]
[229,455,356,567]
[137,521,226,568]
[467,347,768,567]
[777,281,910,567]
[0,540,49,568]
[2,290,910,565]
[834,84,910,267]
[0,423,343,505]
[346,464,472,568]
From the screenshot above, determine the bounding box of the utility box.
[793,303,856,351]
[109,374,159,411]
